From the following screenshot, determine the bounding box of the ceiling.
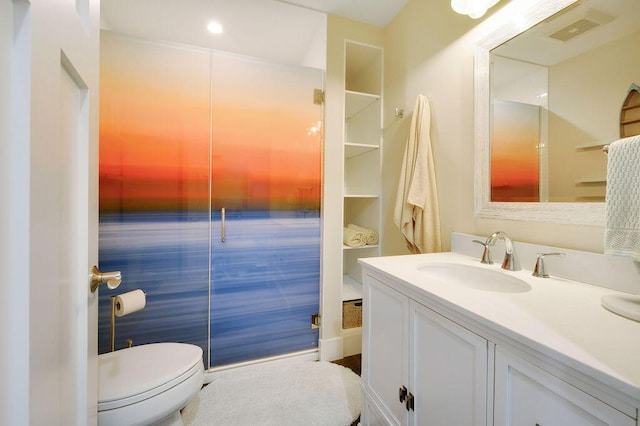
[276,0,409,27]
[100,0,408,66]
[494,0,640,66]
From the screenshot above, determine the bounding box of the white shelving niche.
[341,41,383,357]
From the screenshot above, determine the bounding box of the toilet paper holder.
[110,290,146,352]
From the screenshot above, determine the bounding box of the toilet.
[98,342,204,426]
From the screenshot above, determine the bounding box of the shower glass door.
[209,52,323,367]
[98,35,212,356]
[98,34,322,368]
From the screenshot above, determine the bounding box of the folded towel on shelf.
[347,224,379,245]
[343,227,366,248]
[604,135,640,261]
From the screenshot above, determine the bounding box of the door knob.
[90,265,122,293]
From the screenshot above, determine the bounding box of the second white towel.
[605,135,640,261]
[347,224,378,245]
[343,227,366,247]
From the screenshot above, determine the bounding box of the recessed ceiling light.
[207,21,223,35]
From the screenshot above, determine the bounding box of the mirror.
[475,0,640,225]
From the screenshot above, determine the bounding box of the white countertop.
[359,252,640,405]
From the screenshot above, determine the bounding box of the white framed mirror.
[474,0,639,225]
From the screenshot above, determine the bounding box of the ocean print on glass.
[491,100,541,202]
[99,33,322,367]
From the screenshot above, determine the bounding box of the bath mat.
[182,361,361,426]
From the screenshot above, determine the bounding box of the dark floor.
[332,354,361,376]
[332,354,362,426]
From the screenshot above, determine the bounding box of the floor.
[332,354,361,376]
[332,354,362,426]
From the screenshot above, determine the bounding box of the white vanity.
[359,238,640,425]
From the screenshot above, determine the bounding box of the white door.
[494,347,634,426]
[410,301,488,426]
[0,0,100,424]
[362,276,409,426]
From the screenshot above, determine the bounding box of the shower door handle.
[221,208,226,242]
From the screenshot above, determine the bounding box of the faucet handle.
[472,240,493,264]
[532,252,566,278]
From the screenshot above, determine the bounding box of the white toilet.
[98,342,204,426]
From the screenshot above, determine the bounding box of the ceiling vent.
[548,9,614,42]
[549,18,600,41]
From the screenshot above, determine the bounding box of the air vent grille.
[548,19,599,41]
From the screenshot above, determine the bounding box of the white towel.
[393,94,442,254]
[347,223,379,245]
[343,227,366,248]
[604,135,640,261]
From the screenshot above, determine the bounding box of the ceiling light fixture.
[451,0,501,19]
[207,21,223,35]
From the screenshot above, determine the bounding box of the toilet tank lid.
[98,342,203,402]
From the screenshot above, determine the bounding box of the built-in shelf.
[621,118,640,126]
[345,90,380,119]
[344,194,379,198]
[575,141,608,150]
[343,244,379,250]
[575,177,606,184]
[345,142,379,158]
[621,104,640,111]
[340,41,382,358]
[342,274,363,301]
[620,84,640,138]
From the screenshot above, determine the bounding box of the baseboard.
[342,327,362,357]
[203,349,319,384]
[319,335,343,362]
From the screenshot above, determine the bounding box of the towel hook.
[395,107,405,119]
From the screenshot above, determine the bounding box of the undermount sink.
[416,262,531,293]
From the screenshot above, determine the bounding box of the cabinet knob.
[406,392,415,411]
[399,385,407,403]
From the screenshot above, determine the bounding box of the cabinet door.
[410,301,488,426]
[363,276,409,426]
[362,394,395,426]
[494,347,635,426]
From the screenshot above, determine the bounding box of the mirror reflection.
[490,0,640,202]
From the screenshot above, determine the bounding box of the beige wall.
[548,30,640,201]
[381,0,605,256]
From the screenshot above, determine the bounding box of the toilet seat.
[98,343,204,426]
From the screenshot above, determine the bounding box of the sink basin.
[416,263,531,293]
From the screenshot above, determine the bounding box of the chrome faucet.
[485,231,520,271]
[532,252,566,278]
[472,239,493,265]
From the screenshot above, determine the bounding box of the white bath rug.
[182,361,361,426]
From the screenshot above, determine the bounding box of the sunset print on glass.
[98,33,322,367]
[491,100,541,202]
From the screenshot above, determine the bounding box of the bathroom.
[3,0,640,424]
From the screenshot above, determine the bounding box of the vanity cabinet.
[494,347,634,426]
[362,276,489,426]
[361,263,637,426]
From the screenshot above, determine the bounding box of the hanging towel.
[604,135,640,261]
[343,227,366,248]
[347,223,379,245]
[393,94,442,254]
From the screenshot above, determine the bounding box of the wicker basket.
[342,299,362,329]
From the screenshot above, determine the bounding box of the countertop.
[359,252,640,407]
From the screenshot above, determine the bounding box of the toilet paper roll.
[114,289,146,317]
